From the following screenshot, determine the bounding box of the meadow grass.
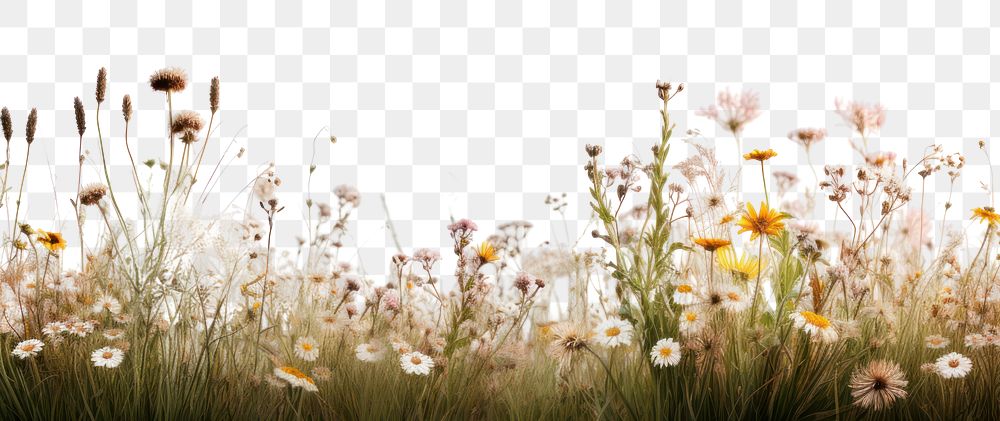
[0,71,998,420]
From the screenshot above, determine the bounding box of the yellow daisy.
[475,241,500,263]
[35,229,67,252]
[736,202,787,241]
[972,207,1000,225]
[743,149,778,162]
[691,237,732,252]
[716,246,764,280]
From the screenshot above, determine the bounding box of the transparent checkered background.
[0,0,997,276]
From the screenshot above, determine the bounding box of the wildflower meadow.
[1,68,1000,420]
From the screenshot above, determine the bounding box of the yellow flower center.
[677,284,693,293]
[727,292,740,301]
[302,343,314,351]
[605,327,621,337]
[102,352,114,359]
[410,356,423,365]
[685,312,697,322]
[948,359,960,368]
[659,347,672,357]
[21,344,35,352]
[800,311,831,329]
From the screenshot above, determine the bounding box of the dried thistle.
[95,67,107,104]
[25,108,37,144]
[171,111,204,135]
[2,107,13,142]
[210,76,220,114]
[122,95,133,123]
[73,97,86,136]
[79,183,107,206]
[149,67,187,93]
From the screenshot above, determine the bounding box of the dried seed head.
[180,131,198,144]
[73,97,86,136]
[209,76,220,114]
[79,183,107,206]
[122,95,133,123]
[1,107,12,142]
[25,108,37,144]
[171,110,204,135]
[149,67,187,93]
[96,67,107,104]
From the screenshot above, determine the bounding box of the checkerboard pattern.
[0,0,997,277]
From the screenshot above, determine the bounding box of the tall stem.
[748,236,765,323]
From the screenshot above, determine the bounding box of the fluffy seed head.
[79,183,108,206]
[149,68,187,93]
[74,97,86,136]
[96,67,107,103]
[1,107,12,142]
[210,76,220,113]
[171,111,204,135]
[849,360,908,411]
[25,108,37,144]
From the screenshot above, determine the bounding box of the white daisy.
[273,366,319,392]
[649,338,681,368]
[91,347,125,368]
[594,318,633,348]
[68,320,96,337]
[934,352,972,379]
[317,311,340,331]
[11,339,44,359]
[391,340,413,355]
[964,333,987,349]
[42,321,67,337]
[721,286,749,313]
[294,336,319,361]
[790,310,838,343]
[924,334,950,349]
[678,310,705,335]
[355,342,385,362]
[102,328,125,340]
[672,283,697,305]
[400,351,434,375]
[92,296,121,315]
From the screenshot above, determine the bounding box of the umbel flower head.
[849,360,908,411]
[149,67,187,93]
[737,202,788,241]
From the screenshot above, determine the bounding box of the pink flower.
[697,89,761,136]
[835,98,885,137]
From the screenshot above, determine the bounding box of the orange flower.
[743,149,778,162]
[736,202,787,241]
[692,237,732,252]
[972,207,1000,226]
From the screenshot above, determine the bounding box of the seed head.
[171,110,204,135]
[209,76,220,114]
[1,107,12,142]
[122,95,133,123]
[25,108,37,144]
[95,67,107,104]
[79,183,107,206]
[73,97,86,136]
[149,67,188,93]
